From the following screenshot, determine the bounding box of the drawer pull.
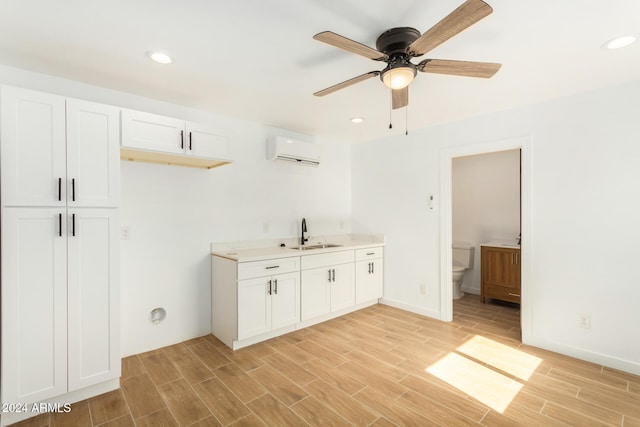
[508,293,520,297]
[265,265,280,270]
[366,252,375,255]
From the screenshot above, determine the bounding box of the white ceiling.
[1,0,639,143]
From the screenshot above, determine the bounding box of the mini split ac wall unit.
[267,136,320,166]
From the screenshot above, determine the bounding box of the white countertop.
[481,241,521,249]
[211,234,385,262]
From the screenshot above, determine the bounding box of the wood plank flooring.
[10,295,640,426]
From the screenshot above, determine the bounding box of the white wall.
[352,80,640,374]
[0,65,352,356]
[452,150,521,293]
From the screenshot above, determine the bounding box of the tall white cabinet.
[1,86,120,416]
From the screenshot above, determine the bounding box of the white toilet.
[452,241,475,300]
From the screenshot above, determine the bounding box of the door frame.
[439,136,532,342]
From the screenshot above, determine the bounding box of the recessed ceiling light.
[602,35,637,50]
[350,117,365,124]
[146,50,173,64]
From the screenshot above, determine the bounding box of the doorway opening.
[439,136,531,342]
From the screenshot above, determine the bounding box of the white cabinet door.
[1,86,66,206]
[67,208,120,391]
[301,267,331,321]
[238,277,271,340]
[356,259,384,303]
[270,272,300,330]
[121,109,185,154]
[1,208,68,403]
[330,263,355,312]
[186,122,231,160]
[66,100,120,207]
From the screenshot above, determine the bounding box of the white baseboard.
[524,336,640,376]
[379,297,441,320]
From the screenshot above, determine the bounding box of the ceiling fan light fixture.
[381,64,416,89]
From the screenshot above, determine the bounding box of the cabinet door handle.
[58,213,62,237]
[328,269,332,282]
[274,279,278,295]
[267,280,272,295]
[180,130,184,149]
[189,131,192,150]
[58,178,62,201]
[371,262,374,274]
[508,293,520,297]
[368,262,372,274]
[332,269,336,282]
[72,213,76,237]
[72,178,76,202]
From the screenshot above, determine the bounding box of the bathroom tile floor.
[10,295,640,426]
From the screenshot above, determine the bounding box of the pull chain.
[405,103,409,136]
[389,87,393,129]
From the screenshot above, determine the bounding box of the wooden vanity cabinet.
[480,245,521,304]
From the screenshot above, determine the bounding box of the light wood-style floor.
[11,295,640,426]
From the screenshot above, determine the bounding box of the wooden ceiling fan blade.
[313,71,379,97]
[314,31,386,61]
[418,59,501,78]
[408,0,493,57]
[392,87,408,109]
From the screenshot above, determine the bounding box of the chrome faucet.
[301,218,308,245]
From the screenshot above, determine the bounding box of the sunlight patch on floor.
[426,335,542,413]
[457,335,542,381]
[427,352,522,413]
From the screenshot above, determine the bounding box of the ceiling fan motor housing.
[375,27,421,56]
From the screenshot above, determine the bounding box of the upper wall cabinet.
[0,86,120,207]
[120,109,232,169]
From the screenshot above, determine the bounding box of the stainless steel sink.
[290,244,343,251]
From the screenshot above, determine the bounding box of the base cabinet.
[238,272,300,340]
[355,247,384,303]
[300,251,355,322]
[212,245,384,350]
[481,245,521,304]
[212,256,301,348]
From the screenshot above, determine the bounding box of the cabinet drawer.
[355,247,383,261]
[301,250,354,270]
[238,257,300,280]
[484,285,521,304]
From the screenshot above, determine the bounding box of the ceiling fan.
[312,0,501,110]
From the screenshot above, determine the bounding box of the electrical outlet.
[420,283,427,295]
[578,314,591,329]
[121,226,130,240]
[262,223,269,233]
